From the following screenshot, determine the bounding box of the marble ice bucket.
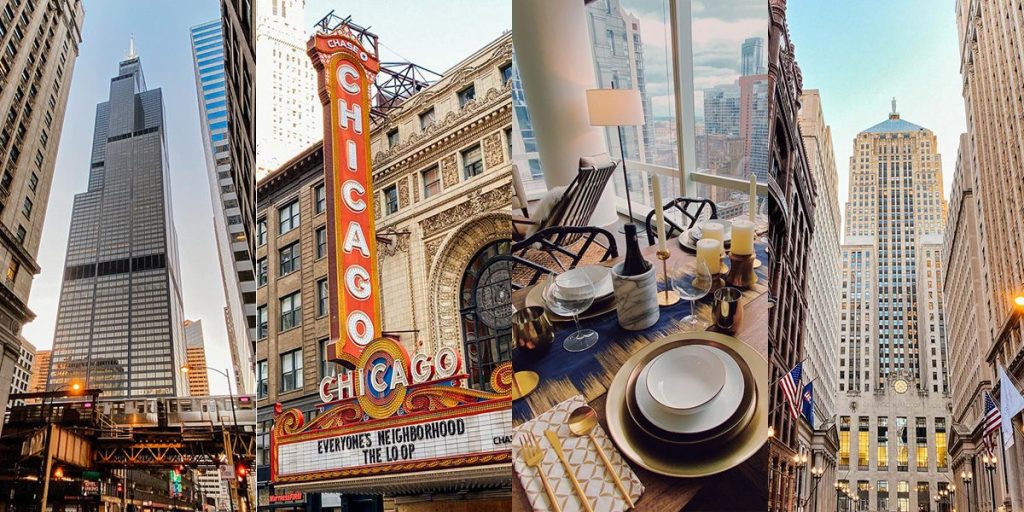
[611,262,660,331]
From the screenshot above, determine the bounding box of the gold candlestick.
[725,252,758,289]
[656,250,680,306]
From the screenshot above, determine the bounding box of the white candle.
[696,239,721,274]
[652,177,667,251]
[731,219,755,255]
[749,174,758,222]
[702,221,725,256]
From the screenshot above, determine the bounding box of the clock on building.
[893,379,909,394]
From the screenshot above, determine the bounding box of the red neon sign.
[309,32,382,368]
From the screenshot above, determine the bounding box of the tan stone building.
[185,319,211,396]
[952,0,1024,509]
[256,32,513,511]
[28,348,50,394]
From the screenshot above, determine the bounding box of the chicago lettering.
[319,345,462,403]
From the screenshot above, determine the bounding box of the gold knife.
[545,429,594,512]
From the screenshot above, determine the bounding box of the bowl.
[644,345,725,415]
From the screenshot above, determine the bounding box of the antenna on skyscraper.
[127,33,136,59]
[891,97,897,115]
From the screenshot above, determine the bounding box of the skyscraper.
[254,0,320,180]
[0,0,83,430]
[741,36,765,76]
[47,46,188,398]
[220,0,256,260]
[191,20,255,394]
[184,319,210,396]
[835,103,951,510]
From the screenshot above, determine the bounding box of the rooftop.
[862,114,926,134]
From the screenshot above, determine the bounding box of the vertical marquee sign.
[308,29,382,368]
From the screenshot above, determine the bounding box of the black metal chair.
[643,197,718,246]
[510,156,619,288]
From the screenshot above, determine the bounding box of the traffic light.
[235,462,247,481]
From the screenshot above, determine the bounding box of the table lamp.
[586,87,645,225]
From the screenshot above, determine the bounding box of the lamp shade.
[586,88,645,126]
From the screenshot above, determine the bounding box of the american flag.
[983,391,1001,454]
[779,363,802,419]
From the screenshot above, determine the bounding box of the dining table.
[511,234,770,511]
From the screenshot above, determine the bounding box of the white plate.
[577,265,614,300]
[645,345,725,414]
[635,345,744,434]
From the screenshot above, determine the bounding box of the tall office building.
[254,0,320,181]
[221,0,256,261]
[0,0,83,432]
[8,336,35,407]
[184,319,210,396]
[28,348,50,393]
[741,37,765,76]
[954,1,1024,508]
[793,90,840,496]
[190,20,255,394]
[47,47,188,398]
[834,104,952,511]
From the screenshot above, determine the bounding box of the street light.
[810,466,824,512]
[961,470,973,511]
[983,453,998,510]
[793,452,808,508]
[40,381,83,511]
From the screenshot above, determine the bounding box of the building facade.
[833,106,952,512]
[191,19,256,394]
[256,32,513,511]
[7,336,34,408]
[28,347,50,394]
[47,50,188,398]
[768,2,816,510]
[954,0,1024,509]
[741,36,766,76]
[221,0,256,261]
[254,0,320,181]
[185,319,210,396]
[0,0,83,433]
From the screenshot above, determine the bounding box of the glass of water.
[543,270,598,352]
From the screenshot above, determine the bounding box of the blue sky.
[788,0,966,222]
[24,1,233,393]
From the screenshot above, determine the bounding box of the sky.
[618,0,767,120]
[24,0,235,394]
[304,0,511,75]
[787,0,966,226]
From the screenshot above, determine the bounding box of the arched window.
[459,240,513,391]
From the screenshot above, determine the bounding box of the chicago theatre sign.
[270,27,512,490]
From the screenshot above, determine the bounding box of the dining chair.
[643,197,718,246]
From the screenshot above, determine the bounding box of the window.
[279,291,301,331]
[935,417,947,469]
[279,242,301,276]
[319,338,336,378]
[462,145,483,179]
[422,166,441,198]
[257,305,268,339]
[839,416,850,467]
[896,416,908,471]
[280,349,303,392]
[419,108,435,130]
[314,184,326,214]
[858,417,869,469]
[457,84,475,107]
[278,200,299,234]
[28,172,37,191]
[877,480,889,511]
[256,258,267,286]
[5,260,18,283]
[915,417,928,470]
[387,128,399,148]
[459,240,513,391]
[384,185,399,215]
[606,29,616,55]
[877,416,889,470]
[15,225,25,244]
[21,197,32,218]
[317,278,328,317]
[316,226,327,259]
[500,62,512,84]
[256,360,268,398]
[257,218,267,246]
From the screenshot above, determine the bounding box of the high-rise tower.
[741,37,765,76]
[190,19,255,394]
[184,319,210,396]
[47,47,188,398]
[835,103,951,510]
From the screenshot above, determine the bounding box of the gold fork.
[520,431,561,512]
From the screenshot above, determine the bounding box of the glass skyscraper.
[191,20,255,394]
[47,47,187,398]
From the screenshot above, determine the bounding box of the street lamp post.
[793,451,808,510]
[983,453,998,511]
[181,365,244,512]
[810,466,824,512]
[948,484,955,512]
[961,470,973,511]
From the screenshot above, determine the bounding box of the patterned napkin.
[513,395,644,512]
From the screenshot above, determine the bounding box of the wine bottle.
[621,224,650,275]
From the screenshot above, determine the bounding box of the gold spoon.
[567,405,635,509]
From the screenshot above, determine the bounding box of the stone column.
[512,0,617,228]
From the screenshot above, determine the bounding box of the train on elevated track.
[92,395,257,428]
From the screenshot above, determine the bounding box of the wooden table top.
[511,241,768,511]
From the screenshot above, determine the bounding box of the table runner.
[512,244,769,424]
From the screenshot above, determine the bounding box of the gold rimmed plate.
[605,331,768,478]
[625,341,756,446]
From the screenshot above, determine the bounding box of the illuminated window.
[915,417,928,470]
[858,417,870,468]
[877,417,889,470]
[896,481,909,512]
[876,480,889,510]
[4,260,18,283]
[896,417,908,471]
[839,416,851,467]
[915,482,930,511]
[857,481,869,510]
[935,417,947,469]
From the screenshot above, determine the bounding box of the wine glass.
[672,259,713,330]
[542,270,598,352]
